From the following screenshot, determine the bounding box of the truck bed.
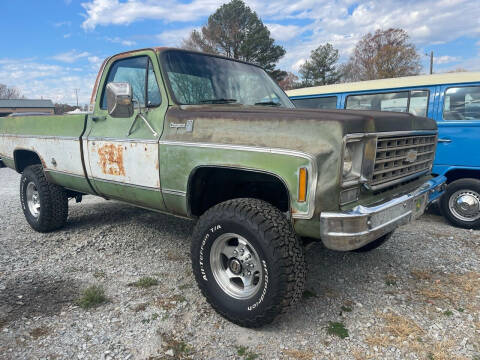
[0,114,91,193]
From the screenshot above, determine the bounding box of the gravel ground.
[1,167,479,360]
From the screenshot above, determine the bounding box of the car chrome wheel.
[448,189,480,222]
[26,181,41,218]
[210,233,263,300]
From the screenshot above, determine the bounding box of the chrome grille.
[371,134,436,189]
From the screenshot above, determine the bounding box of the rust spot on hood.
[98,144,125,176]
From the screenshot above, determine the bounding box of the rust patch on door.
[98,144,126,176]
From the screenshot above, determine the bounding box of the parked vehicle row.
[0,47,446,327]
[287,72,480,228]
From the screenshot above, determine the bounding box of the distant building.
[0,99,55,117]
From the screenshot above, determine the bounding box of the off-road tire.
[20,165,68,232]
[352,231,394,252]
[191,198,306,328]
[440,178,480,229]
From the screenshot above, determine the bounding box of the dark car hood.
[172,105,437,135]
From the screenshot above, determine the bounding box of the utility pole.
[425,51,433,74]
[74,88,80,108]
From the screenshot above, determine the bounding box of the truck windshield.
[162,50,293,108]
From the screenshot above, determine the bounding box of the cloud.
[63,33,72,38]
[0,58,97,104]
[105,37,136,46]
[156,27,197,46]
[54,21,71,28]
[434,55,461,65]
[78,0,480,73]
[81,0,222,30]
[52,50,91,63]
[266,23,304,41]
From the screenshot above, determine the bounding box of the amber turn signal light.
[298,168,308,202]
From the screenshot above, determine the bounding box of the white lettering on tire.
[247,260,268,311]
[199,224,223,281]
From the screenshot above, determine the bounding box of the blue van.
[287,72,480,228]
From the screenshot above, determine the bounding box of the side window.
[147,59,162,107]
[292,96,337,109]
[443,86,480,120]
[409,90,429,116]
[101,56,162,110]
[346,90,429,116]
[346,92,409,112]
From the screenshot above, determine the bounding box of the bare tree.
[54,103,77,115]
[278,72,299,90]
[342,28,421,82]
[0,84,23,99]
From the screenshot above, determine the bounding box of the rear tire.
[191,198,306,328]
[20,165,68,232]
[440,178,480,229]
[352,231,394,253]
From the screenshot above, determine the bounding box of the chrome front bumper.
[320,176,447,251]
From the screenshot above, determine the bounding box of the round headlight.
[343,146,353,176]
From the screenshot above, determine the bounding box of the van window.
[443,86,480,120]
[292,96,337,109]
[346,90,429,116]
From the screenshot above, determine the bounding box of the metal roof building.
[0,99,55,117]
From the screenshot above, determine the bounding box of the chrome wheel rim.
[210,233,263,300]
[26,182,40,218]
[448,189,480,222]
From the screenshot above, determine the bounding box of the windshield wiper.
[199,98,237,104]
[254,101,281,107]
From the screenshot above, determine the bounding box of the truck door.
[434,84,480,169]
[85,52,168,210]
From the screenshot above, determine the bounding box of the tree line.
[183,0,424,90]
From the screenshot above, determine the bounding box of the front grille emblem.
[405,149,418,163]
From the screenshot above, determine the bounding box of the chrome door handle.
[438,138,452,143]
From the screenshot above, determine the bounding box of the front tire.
[20,165,68,232]
[440,178,480,229]
[191,198,306,328]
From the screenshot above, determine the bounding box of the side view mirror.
[106,82,134,118]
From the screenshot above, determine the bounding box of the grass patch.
[302,289,317,299]
[385,274,397,286]
[153,295,187,310]
[443,310,453,316]
[236,346,248,356]
[383,312,424,339]
[411,269,433,280]
[93,269,106,279]
[128,276,158,288]
[341,305,353,312]
[236,346,259,360]
[160,333,192,358]
[282,349,314,360]
[326,321,349,339]
[76,285,108,309]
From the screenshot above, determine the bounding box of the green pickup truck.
[0,47,446,327]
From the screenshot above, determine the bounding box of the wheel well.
[188,167,290,216]
[14,150,42,173]
[441,168,480,184]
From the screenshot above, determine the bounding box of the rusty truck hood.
[168,105,437,135]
